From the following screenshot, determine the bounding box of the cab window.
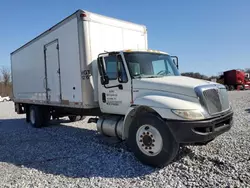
[104,55,128,82]
[104,56,117,80]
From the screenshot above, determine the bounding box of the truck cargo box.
[11,9,147,109]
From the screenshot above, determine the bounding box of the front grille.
[219,88,230,111]
[195,85,230,116]
[203,89,222,114]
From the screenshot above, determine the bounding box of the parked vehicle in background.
[10,9,233,167]
[0,96,11,102]
[217,69,250,90]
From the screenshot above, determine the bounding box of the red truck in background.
[217,69,250,90]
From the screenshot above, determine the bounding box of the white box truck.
[11,9,233,167]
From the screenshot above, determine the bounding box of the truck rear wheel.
[127,113,179,167]
[29,106,44,128]
[41,107,51,125]
[229,85,234,91]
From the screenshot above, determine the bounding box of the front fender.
[122,95,203,140]
[133,94,203,118]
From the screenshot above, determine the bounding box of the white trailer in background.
[11,9,233,167]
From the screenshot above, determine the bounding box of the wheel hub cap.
[142,135,153,146]
[136,124,163,156]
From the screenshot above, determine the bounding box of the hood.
[133,76,214,97]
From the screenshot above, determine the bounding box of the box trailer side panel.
[11,16,83,105]
[83,12,147,102]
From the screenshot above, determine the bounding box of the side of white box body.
[11,10,147,109]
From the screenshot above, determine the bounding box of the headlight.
[171,109,205,120]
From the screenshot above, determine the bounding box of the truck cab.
[244,73,250,84]
[95,50,233,167]
[97,50,181,115]
[221,69,250,90]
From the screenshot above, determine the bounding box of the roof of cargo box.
[83,10,147,31]
[11,9,147,55]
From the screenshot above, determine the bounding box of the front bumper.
[167,110,234,144]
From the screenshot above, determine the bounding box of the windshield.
[124,52,180,78]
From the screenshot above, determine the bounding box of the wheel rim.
[30,109,35,125]
[136,124,163,156]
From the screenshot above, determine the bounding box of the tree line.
[0,66,12,97]
[182,68,250,80]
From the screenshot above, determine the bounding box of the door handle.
[118,84,123,90]
[104,84,123,90]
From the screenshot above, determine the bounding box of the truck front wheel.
[241,84,245,90]
[127,113,179,167]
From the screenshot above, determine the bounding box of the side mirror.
[97,57,109,85]
[101,75,109,85]
[117,59,123,82]
[117,55,127,83]
[171,56,179,69]
[117,69,122,82]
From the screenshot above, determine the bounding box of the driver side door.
[98,53,132,115]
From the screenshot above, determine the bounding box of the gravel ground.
[0,91,249,188]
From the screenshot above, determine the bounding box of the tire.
[127,112,179,167]
[229,85,235,91]
[29,105,43,128]
[68,115,81,122]
[41,107,51,126]
[26,106,30,123]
